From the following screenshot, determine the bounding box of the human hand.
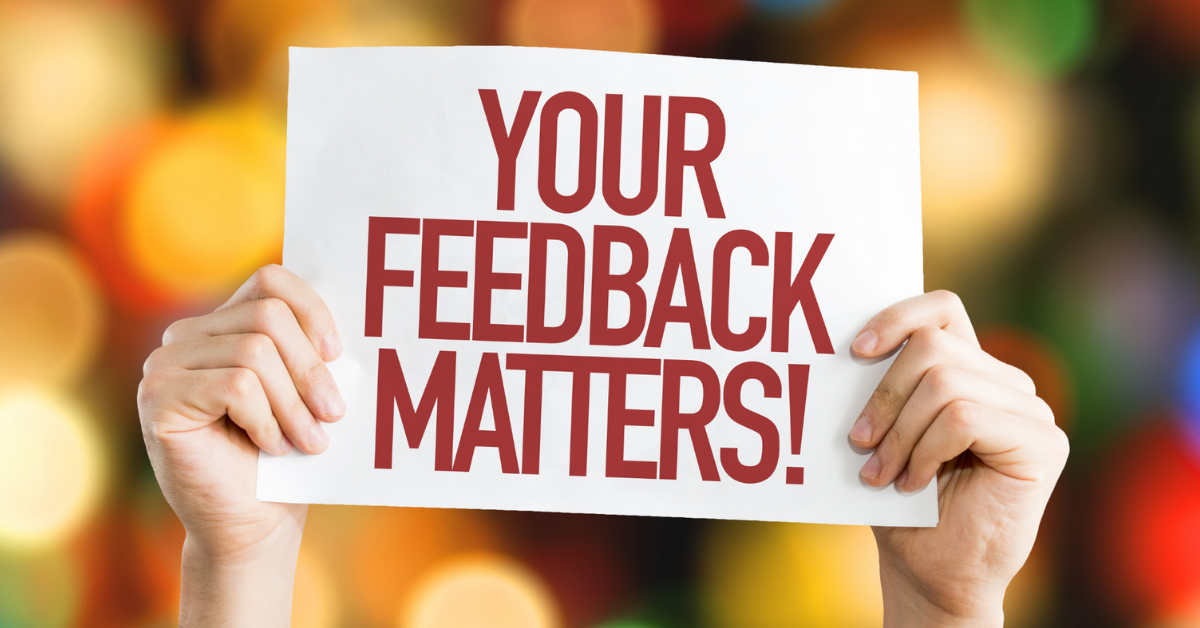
[137,265,344,626]
[849,291,1069,628]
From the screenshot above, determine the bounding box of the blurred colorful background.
[2,0,1200,626]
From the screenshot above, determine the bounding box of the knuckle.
[909,325,943,354]
[283,395,310,425]
[1033,396,1055,423]
[237,333,275,364]
[882,423,907,453]
[1015,368,1037,394]
[298,360,331,390]
[933,289,965,313]
[869,381,903,412]
[225,368,260,400]
[142,347,167,377]
[162,319,189,346]
[1048,425,1070,460]
[874,306,904,331]
[136,373,162,410]
[254,297,293,330]
[252,264,287,293]
[943,400,976,432]
[924,364,956,398]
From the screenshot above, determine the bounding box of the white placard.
[260,46,934,526]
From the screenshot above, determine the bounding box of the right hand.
[137,264,344,566]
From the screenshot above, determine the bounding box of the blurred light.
[0,548,81,628]
[1034,218,1199,450]
[978,326,1074,432]
[827,33,1062,287]
[293,546,341,628]
[595,621,661,628]
[1121,0,1200,60]
[653,0,744,54]
[0,389,103,548]
[526,538,627,628]
[749,0,838,17]
[501,0,661,54]
[0,1,167,207]
[402,554,560,628]
[963,0,1098,78]
[701,522,881,628]
[70,508,185,626]
[1003,532,1056,626]
[340,507,499,627]
[1176,324,1200,450]
[917,43,1061,282]
[69,121,178,312]
[204,0,459,114]
[121,104,286,302]
[0,232,103,387]
[1094,422,1200,618]
[1188,86,1200,217]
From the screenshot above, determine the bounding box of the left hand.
[850,291,1069,628]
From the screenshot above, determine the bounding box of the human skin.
[137,265,1068,627]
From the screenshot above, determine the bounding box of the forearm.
[179,523,305,627]
[879,556,1005,628]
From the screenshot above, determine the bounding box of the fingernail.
[323,389,346,418]
[861,454,881,480]
[896,469,909,490]
[279,435,294,456]
[308,422,329,451]
[849,414,872,443]
[852,330,877,355]
[321,333,342,360]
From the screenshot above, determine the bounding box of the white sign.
[260,46,933,526]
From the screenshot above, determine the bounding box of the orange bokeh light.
[119,104,286,302]
[501,0,661,54]
[0,232,103,387]
[402,554,560,628]
[979,326,1075,432]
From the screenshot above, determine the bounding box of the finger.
[140,366,294,457]
[898,400,1070,492]
[852,290,977,358]
[223,264,342,361]
[849,326,1036,449]
[148,335,331,454]
[860,366,1055,487]
[163,297,346,422]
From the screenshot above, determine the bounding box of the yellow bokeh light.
[0,1,166,206]
[701,522,883,628]
[121,104,285,301]
[918,49,1060,277]
[292,546,342,628]
[829,34,1061,287]
[0,232,103,387]
[0,389,104,549]
[402,554,560,628]
[502,0,661,54]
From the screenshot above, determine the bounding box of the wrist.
[878,554,1005,628]
[180,510,307,627]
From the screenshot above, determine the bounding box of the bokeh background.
[2,0,1200,626]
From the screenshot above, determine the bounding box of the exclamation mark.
[786,364,809,485]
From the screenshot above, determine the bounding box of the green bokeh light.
[964,0,1098,78]
[0,550,79,628]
